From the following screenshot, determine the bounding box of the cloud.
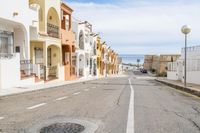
[67,0,200,54]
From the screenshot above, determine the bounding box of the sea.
[119,54,144,65]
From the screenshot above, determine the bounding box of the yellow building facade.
[29,0,63,81]
[96,37,102,77]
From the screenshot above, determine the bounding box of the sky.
[65,0,200,55]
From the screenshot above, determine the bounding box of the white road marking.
[55,96,68,101]
[27,103,47,110]
[127,78,134,133]
[84,89,90,92]
[73,92,81,95]
[0,117,4,120]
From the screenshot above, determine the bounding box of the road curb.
[155,79,200,97]
[0,78,100,99]
[0,75,124,98]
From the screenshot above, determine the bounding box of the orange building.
[61,2,76,80]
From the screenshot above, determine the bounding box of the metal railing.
[47,23,59,38]
[49,65,57,76]
[0,53,16,59]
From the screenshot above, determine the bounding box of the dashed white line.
[84,89,90,92]
[126,78,134,133]
[73,92,81,95]
[0,117,4,120]
[55,96,68,101]
[27,103,47,110]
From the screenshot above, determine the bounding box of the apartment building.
[0,0,40,89]
[29,0,63,81]
[61,2,76,80]
[73,20,92,78]
[0,0,120,89]
[90,33,98,77]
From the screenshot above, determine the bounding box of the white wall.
[0,0,39,60]
[0,54,20,89]
[167,71,178,80]
[180,71,200,85]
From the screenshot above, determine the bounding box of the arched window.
[79,31,84,50]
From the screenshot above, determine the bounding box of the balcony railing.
[0,53,15,59]
[47,23,59,38]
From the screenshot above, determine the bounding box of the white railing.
[181,45,200,52]
[32,64,44,79]
[20,60,33,76]
[168,59,200,72]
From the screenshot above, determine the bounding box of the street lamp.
[181,25,191,87]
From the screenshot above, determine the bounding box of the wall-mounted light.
[13,12,18,17]
[53,53,56,57]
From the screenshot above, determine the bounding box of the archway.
[47,45,61,78]
[47,7,60,38]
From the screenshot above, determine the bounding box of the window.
[15,46,20,53]
[65,15,70,31]
[0,30,14,54]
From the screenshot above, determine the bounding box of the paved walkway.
[156,78,200,97]
[0,74,127,97]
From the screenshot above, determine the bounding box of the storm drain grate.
[40,123,85,133]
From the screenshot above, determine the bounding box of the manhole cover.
[40,123,85,133]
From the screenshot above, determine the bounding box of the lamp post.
[181,25,191,87]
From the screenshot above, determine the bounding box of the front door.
[34,48,43,64]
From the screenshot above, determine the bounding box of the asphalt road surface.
[0,71,200,133]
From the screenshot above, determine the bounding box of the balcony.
[47,23,59,38]
[0,53,16,59]
[61,29,75,46]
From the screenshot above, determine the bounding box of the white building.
[167,45,200,85]
[73,20,93,78]
[90,33,98,77]
[0,0,39,89]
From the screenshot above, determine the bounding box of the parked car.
[140,68,147,73]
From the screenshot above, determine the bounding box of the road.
[0,71,199,133]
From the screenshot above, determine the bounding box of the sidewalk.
[0,74,127,97]
[156,78,200,97]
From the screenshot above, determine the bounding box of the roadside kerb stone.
[155,79,200,97]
